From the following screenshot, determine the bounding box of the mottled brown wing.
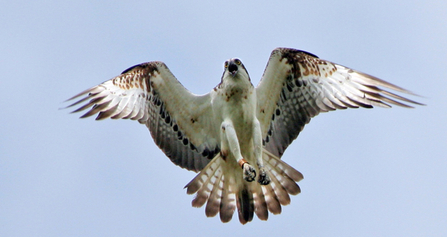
[256,47,422,157]
[66,61,220,172]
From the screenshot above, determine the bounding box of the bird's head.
[222,58,250,81]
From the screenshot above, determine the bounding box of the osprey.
[66,47,421,224]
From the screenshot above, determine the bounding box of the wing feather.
[256,47,422,158]
[66,61,220,172]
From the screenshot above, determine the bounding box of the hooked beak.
[228,61,238,76]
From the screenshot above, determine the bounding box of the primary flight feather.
[66,47,422,224]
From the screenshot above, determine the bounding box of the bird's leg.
[221,120,256,182]
[253,119,270,185]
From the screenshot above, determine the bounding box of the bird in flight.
[66,47,422,224]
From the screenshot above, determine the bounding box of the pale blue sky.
[1,0,446,236]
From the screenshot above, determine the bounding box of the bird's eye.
[224,61,229,68]
[235,59,241,65]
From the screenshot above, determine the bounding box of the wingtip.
[64,87,93,102]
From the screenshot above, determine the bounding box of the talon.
[258,168,270,185]
[242,163,256,182]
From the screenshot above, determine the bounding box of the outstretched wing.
[256,47,422,158]
[66,61,220,172]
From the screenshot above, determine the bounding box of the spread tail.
[184,150,303,224]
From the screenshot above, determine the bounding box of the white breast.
[211,76,257,153]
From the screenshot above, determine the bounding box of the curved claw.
[258,168,271,185]
[242,163,256,182]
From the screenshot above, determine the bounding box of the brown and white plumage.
[66,47,422,224]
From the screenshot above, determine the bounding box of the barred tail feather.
[252,185,268,220]
[185,155,239,223]
[263,149,304,184]
[262,182,282,214]
[257,149,303,217]
[204,171,223,217]
[186,157,223,207]
[184,150,303,224]
[266,168,291,205]
[219,182,236,222]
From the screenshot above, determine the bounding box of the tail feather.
[263,149,303,195]
[267,168,291,205]
[219,178,236,222]
[188,160,222,207]
[185,157,221,195]
[262,183,282,214]
[268,164,301,196]
[237,187,254,224]
[185,150,303,224]
[252,185,268,220]
[205,172,224,217]
[263,149,304,182]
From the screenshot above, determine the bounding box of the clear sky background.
[1,0,446,236]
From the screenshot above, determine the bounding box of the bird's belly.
[218,95,257,146]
